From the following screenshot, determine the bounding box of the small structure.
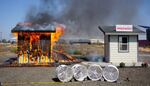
[11,23,55,64]
[11,23,79,65]
[99,25,144,65]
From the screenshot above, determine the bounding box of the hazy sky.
[0,0,150,40]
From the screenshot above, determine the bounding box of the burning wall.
[17,32,51,64]
[11,23,67,64]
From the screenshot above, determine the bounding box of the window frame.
[118,35,129,53]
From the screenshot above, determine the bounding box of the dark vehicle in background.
[70,39,91,44]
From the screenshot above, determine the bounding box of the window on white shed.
[119,36,129,52]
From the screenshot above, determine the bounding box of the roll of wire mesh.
[72,64,87,81]
[102,65,119,82]
[87,64,103,81]
[56,65,73,82]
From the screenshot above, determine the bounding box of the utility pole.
[0,32,2,41]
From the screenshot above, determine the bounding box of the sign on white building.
[116,25,133,32]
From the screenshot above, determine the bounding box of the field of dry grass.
[56,44,104,56]
[0,43,17,64]
[0,43,149,63]
[139,47,150,53]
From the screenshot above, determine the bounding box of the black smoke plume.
[25,0,142,39]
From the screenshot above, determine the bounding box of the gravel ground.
[139,52,150,63]
[0,67,150,86]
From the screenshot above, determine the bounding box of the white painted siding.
[109,35,137,63]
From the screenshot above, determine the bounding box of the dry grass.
[0,43,17,52]
[0,43,17,63]
[55,44,104,56]
[139,47,150,53]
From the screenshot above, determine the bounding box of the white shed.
[99,25,144,65]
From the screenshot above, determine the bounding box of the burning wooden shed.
[11,22,65,64]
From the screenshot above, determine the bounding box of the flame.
[51,24,64,45]
[12,32,18,42]
[12,23,79,65]
[50,24,64,62]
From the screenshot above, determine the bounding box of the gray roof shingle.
[98,26,145,35]
[11,24,56,32]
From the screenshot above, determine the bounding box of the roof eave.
[105,32,141,35]
[98,26,105,35]
[11,30,56,33]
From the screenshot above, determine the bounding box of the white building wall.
[109,35,138,63]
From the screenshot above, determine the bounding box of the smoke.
[25,0,142,39]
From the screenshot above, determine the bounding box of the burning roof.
[11,22,56,32]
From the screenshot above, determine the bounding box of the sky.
[0,0,150,40]
[0,0,40,40]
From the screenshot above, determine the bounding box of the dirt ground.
[0,43,150,86]
[0,67,150,86]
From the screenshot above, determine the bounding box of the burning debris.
[11,22,79,65]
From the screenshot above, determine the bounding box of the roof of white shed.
[98,26,145,35]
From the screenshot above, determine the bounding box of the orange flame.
[51,24,64,45]
[50,24,64,62]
